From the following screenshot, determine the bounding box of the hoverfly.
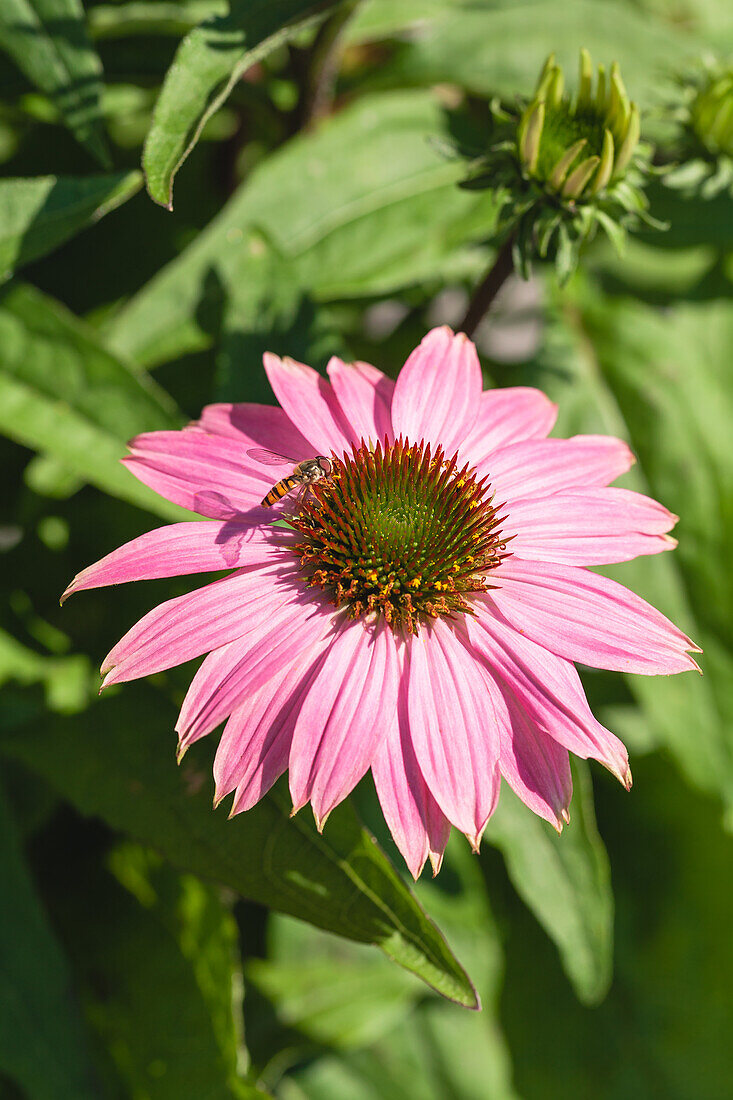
[247,449,332,508]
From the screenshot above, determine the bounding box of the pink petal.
[371,656,450,879]
[507,488,678,565]
[213,653,324,813]
[465,610,631,787]
[123,431,277,518]
[176,598,338,748]
[459,386,558,466]
[101,553,300,687]
[326,357,394,445]
[62,520,276,601]
[406,620,502,847]
[489,558,700,675]
[480,435,635,503]
[217,684,292,813]
[263,353,355,456]
[390,327,482,454]
[495,679,572,829]
[288,620,399,825]
[188,401,312,459]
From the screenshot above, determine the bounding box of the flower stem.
[299,1,361,130]
[459,234,516,337]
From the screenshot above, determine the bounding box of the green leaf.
[48,839,264,1099]
[275,842,516,1100]
[277,1022,446,1100]
[89,1,227,41]
[630,0,733,52]
[346,0,450,44]
[280,998,518,1100]
[591,236,724,305]
[525,281,733,812]
[413,842,516,1098]
[644,181,733,250]
[24,452,85,498]
[461,753,733,1100]
[0,282,190,520]
[366,0,696,108]
[570,291,733,809]
[0,172,142,281]
[246,940,421,1052]
[0,627,94,714]
[0,685,478,1008]
[204,233,340,406]
[143,0,347,208]
[0,0,109,164]
[0,781,98,1100]
[485,763,613,1005]
[107,91,497,367]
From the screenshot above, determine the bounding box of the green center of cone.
[534,105,606,179]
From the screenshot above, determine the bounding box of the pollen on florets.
[289,437,511,634]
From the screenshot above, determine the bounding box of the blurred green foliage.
[0,1,730,1098]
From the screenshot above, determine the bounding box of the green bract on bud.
[664,59,733,198]
[692,69,733,156]
[459,49,659,283]
[516,50,640,198]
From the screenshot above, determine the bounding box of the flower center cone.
[292,437,511,633]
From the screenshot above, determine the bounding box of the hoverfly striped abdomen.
[247,449,333,508]
[261,475,300,507]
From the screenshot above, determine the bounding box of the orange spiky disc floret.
[291,437,511,633]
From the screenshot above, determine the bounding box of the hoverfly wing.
[246,447,294,467]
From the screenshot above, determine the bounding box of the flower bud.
[458,48,658,283]
[614,103,640,177]
[663,60,733,199]
[519,100,545,174]
[547,67,565,109]
[589,129,615,194]
[535,53,557,96]
[516,50,642,198]
[596,64,607,113]
[577,48,593,109]
[562,155,600,199]
[608,65,630,136]
[548,138,587,190]
[690,65,733,157]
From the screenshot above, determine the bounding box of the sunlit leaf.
[0,0,109,163]
[346,0,451,43]
[365,0,696,107]
[246,933,421,1052]
[276,843,517,1100]
[46,839,266,1099]
[108,91,497,367]
[143,0,347,208]
[0,282,189,520]
[89,1,226,41]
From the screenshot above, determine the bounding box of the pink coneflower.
[64,327,700,878]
